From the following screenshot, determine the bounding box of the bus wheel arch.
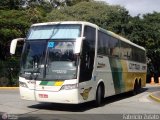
[95,81,105,107]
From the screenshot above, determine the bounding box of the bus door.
[78,26,96,102]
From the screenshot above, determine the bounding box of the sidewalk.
[148,83,160,102]
[0,87,18,89]
[146,83,160,87]
[149,91,160,102]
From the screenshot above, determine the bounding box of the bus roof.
[31,21,98,28]
[31,21,145,51]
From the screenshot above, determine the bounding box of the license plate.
[39,94,48,98]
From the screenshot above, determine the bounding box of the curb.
[0,87,19,89]
[149,93,160,103]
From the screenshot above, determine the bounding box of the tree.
[0,7,45,86]
[142,12,160,80]
[123,12,160,81]
[0,0,20,10]
[20,0,91,9]
[46,1,130,34]
[46,2,160,81]
[1,0,160,85]
[0,10,29,86]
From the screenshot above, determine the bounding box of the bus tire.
[132,80,138,95]
[95,84,104,107]
[138,80,142,92]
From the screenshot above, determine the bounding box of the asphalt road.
[0,84,160,120]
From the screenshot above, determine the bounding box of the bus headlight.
[19,81,28,88]
[60,83,78,90]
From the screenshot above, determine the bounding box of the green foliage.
[0,6,45,86]
[1,1,160,85]
[142,12,160,76]
[0,57,20,86]
[46,2,160,80]
[65,0,92,6]
[0,0,20,10]
[120,12,160,78]
[46,1,130,33]
[0,10,28,60]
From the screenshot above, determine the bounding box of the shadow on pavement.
[28,88,148,112]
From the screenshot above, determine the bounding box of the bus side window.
[79,26,96,82]
[109,37,119,57]
[120,41,132,60]
[98,31,110,55]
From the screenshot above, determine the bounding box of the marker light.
[19,81,28,88]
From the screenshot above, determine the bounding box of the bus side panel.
[109,59,147,94]
[125,60,147,89]
[109,58,124,94]
[96,56,116,97]
[120,60,133,92]
[78,80,97,103]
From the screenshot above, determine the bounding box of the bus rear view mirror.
[74,37,85,54]
[10,38,25,55]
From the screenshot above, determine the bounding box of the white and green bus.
[10,21,147,106]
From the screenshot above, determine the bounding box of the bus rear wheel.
[95,85,104,107]
[138,80,142,92]
[132,80,139,95]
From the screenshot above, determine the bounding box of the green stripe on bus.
[40,81,48,85]
[47,81,55,86]
[109,58,124,94]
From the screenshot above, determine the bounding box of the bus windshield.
[46,41,77,80]
[20,41,78,80]
[20,24,81,80]
[27,24,81,40]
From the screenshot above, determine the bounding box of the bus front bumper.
[20,87,80,104]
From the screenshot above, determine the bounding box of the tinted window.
[132,46,146,63]
[97,31,146,63]
[109,37,119,57]
[98,31,120,57]
[46,41,77,80]
[28,24,81,40]
[79,26,96,82]
[20,41,46,79]
[98,31,110,55]
[120,41,132,59]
